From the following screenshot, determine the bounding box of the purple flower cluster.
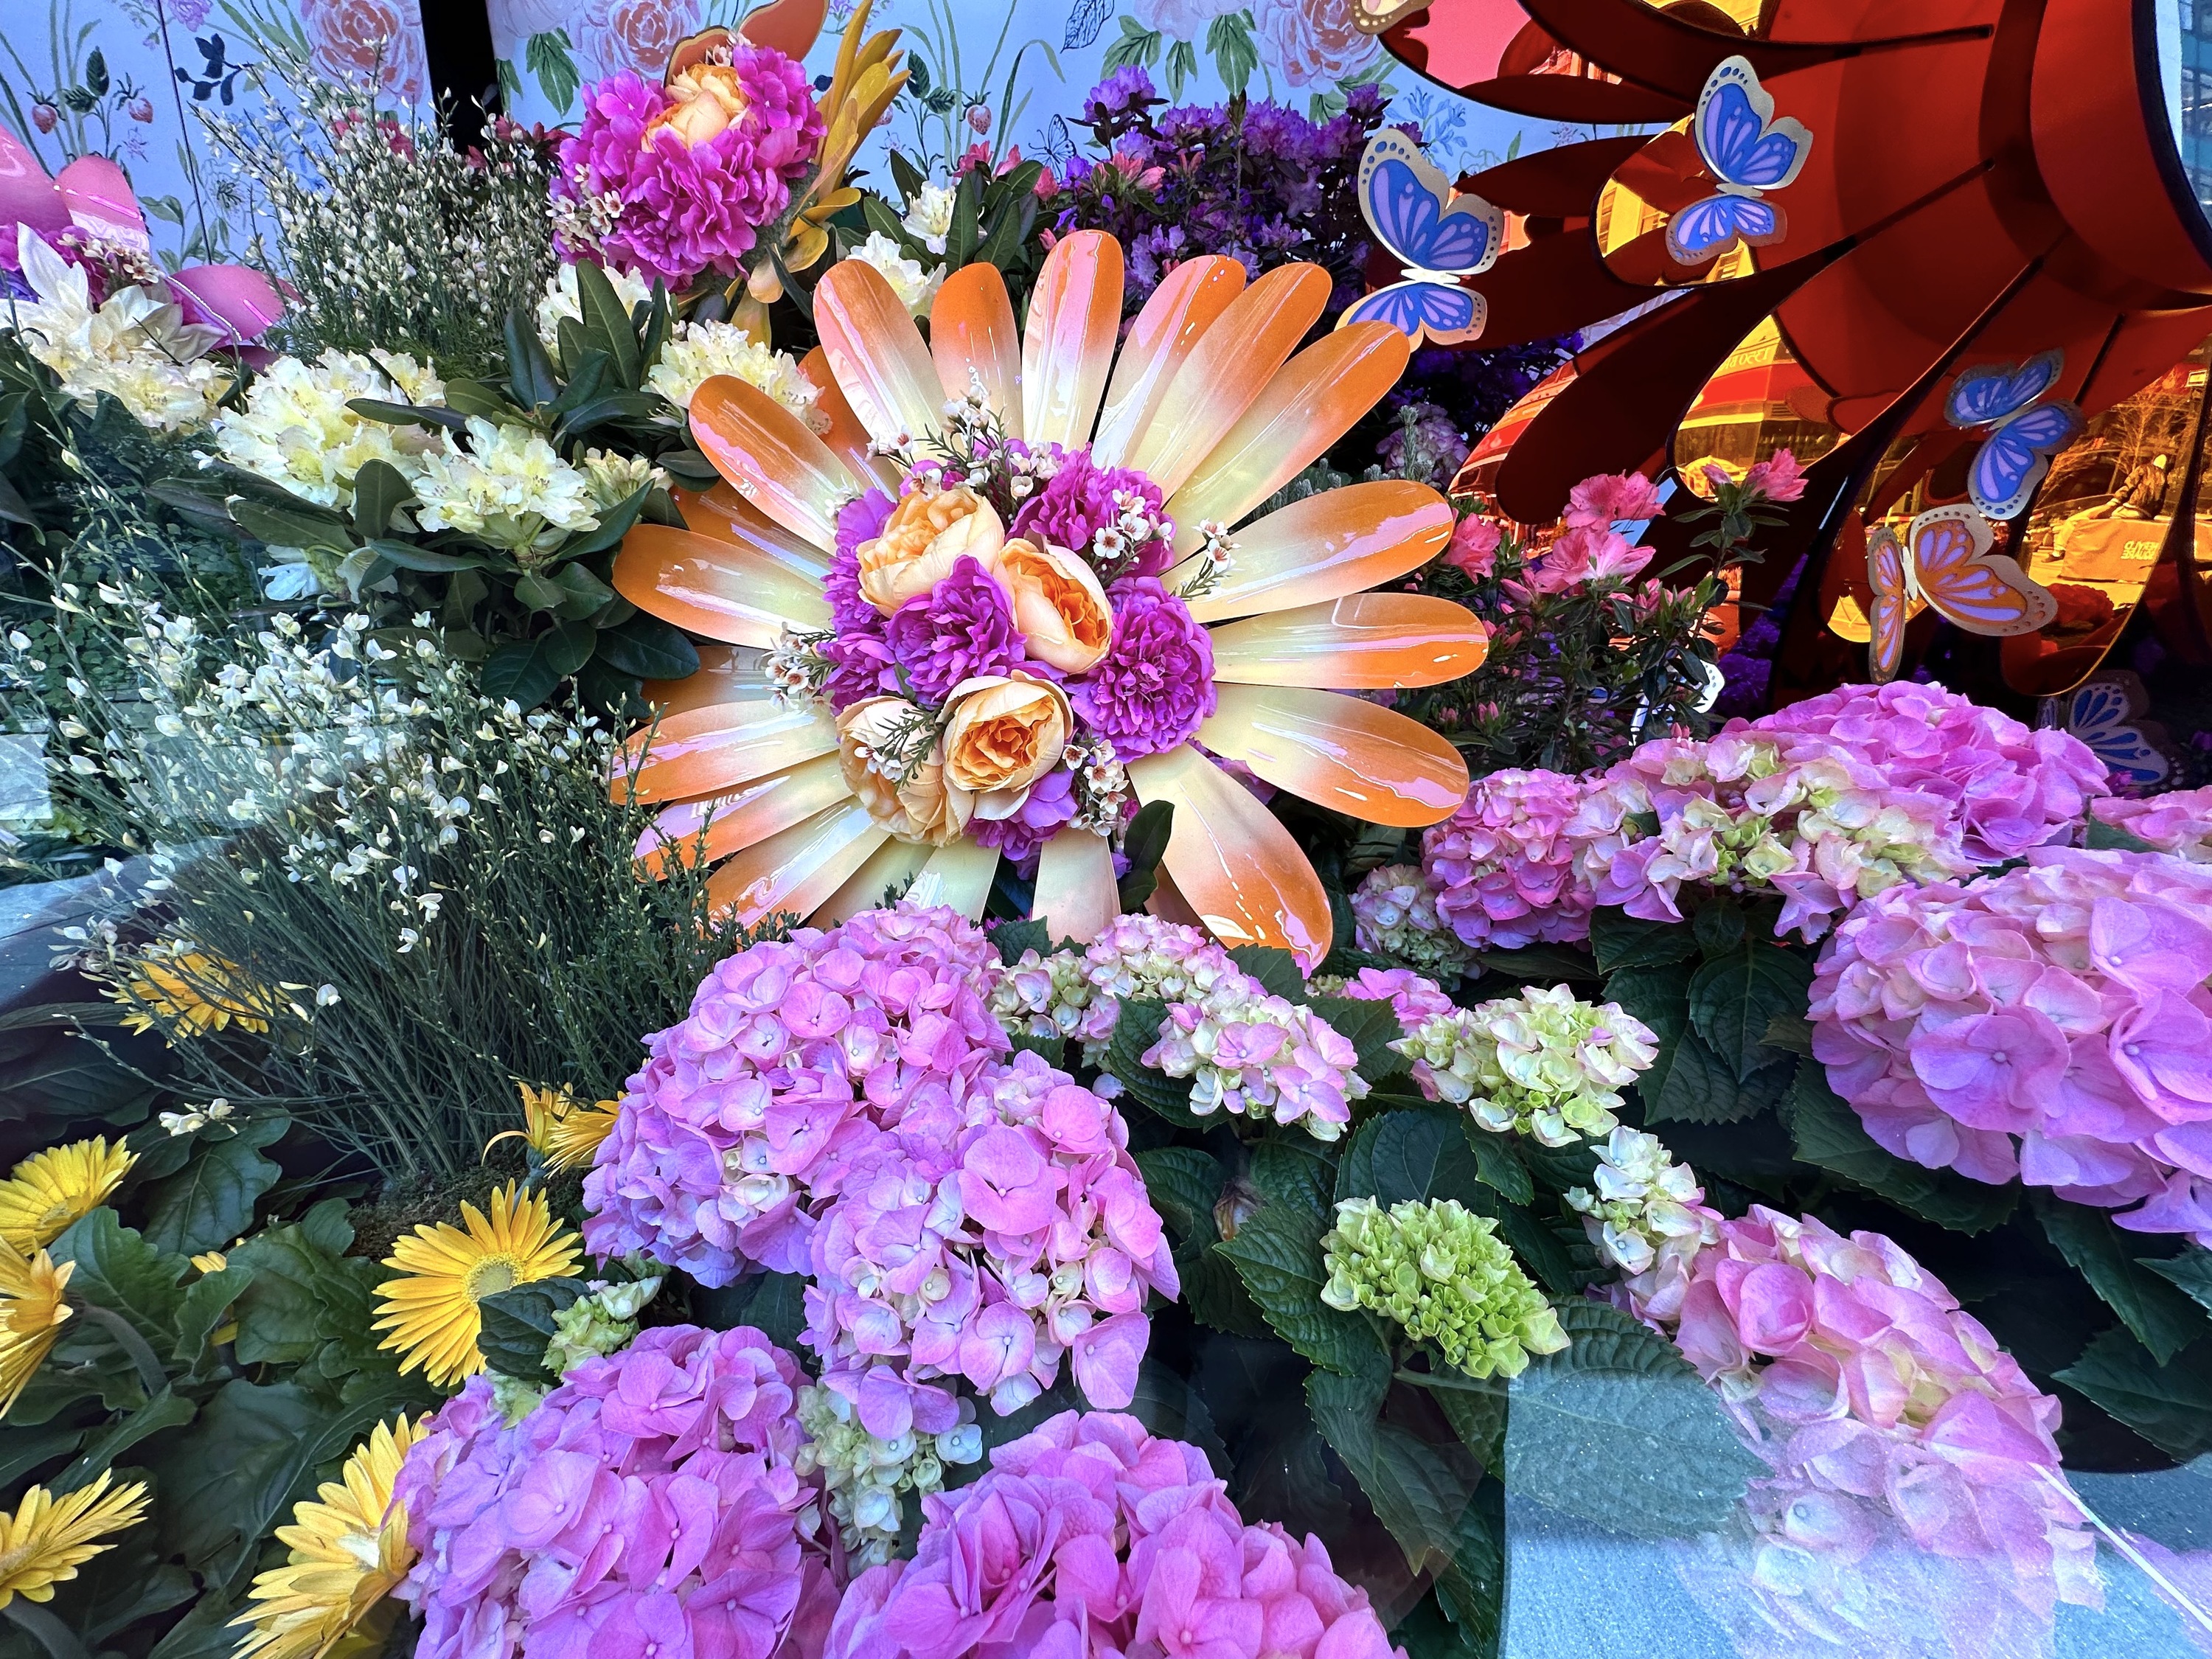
[1809,847,2212,1245]
[1662,1208,2098,1621]
[553,57,824,288]
[965,765,1079,863]
[582,902,1010,1284]
[392,1326,838,1659]
[2093,784,2212,862]
[1071,579,1217,759]
[886,556,1023,703]
[822,490,897,709]
[1422,768,1599,952]
[1009,450,1173,580]
[824,1411,1402,1659]
[1738,681,2110,864]
[1325,966,1455,1032]
[801,1049,1178,1415]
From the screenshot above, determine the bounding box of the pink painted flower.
[1563,470,1665,529]
[299,0,428,105]
[1744,447,1809,502]
[823,1412,1404,1659]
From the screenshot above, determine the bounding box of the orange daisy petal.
[622,700,839,804]
[688,376,854,551]
[930,262,1024,434]
[1206,594,1489,689]
[1091,254,1248,467]
[705,800,888,929]
[1180,481,1453,625]
[1021,230,1124,448]
[815,259,943,445]
[612,524,830,647]
[801,346,902,494]
[1197,685,1471,828]
[633,753,852,874]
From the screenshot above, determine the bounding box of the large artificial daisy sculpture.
[615,234,1486,963]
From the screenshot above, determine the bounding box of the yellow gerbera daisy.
[230,1416,421,1659]
[503,1085,622,1174]
[0,1244,74,1416]
[112,945,274,1037]
[0,1138,136,1253]
[0,1471,150,1609]
[373,1183,581,1386]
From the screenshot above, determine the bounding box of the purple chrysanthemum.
[967,765,1079,863]
[885,557,1023,705]
[554,56,824,288]
[1071,579,1215,759]
[821,491,898,708]
[1009,450,1172,580]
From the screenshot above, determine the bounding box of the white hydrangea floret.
[795,1381,983,1564]
[1564,1127,1718,1276]
[1394,983,1658,1147]
[411,416,601,563]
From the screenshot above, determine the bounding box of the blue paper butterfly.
[1943,352,2083,520]
[1340,129,1502,348]
[2067,677,2169,788]
[1666,56,1814,265]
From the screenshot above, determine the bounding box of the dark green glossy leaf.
[571,260,643,389]
[2084,818,2156,853]
[1307,1361,1478,1573]
[48,1208,186,1344]
[2034,1195,2209,1365]
[1784,1065,2017,1234]
[1308,993,1408,1085]
[1229,945,1304,1000]
[349,459,414,538]
[479,1278,587,1380]
[595,613,699,681]
[1117,800,1174,911]
[1590,910,1697,973]
[1218,1199,1384,1377]
[1133,1147,1225,1242]
[2056,1329,2212,1460]
[482,622,597,709]
[229,498,351,553]
[139,1117,286,1257]
[2147,1248,2212,1316]
[51,1384,195,1495]
[1470,943,1599,984]
[1686,942,1812,1082]
[504,304,561,409]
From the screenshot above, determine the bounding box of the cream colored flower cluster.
[412,418,625,564]
[11,230,231,431]
[646,319,825,429]
[209,347,446,510]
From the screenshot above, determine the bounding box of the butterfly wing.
[2067,683,2170,786]
[1943,351,2065,428]
[1340,279,1486,347]
[1694,58,1813,192]
[1348,0,1427,29]
[1357,131,1503,276]
[1666,194,1784,263]
[1904,503,2059,636]
[1865,525,1913,683]
[1968,401,2082,519]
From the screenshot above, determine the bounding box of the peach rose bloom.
[941,672,1073,816]
[647,60,749,147]
[835,698,973,845]
[858,487,1006,613]
[997,538,1113,673]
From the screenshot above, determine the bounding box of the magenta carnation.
[1009,450,1173,578]
[1071,578,1216,759]
[886,556,1024,704]
[393,1326,838,1659]
[1808,846,2212,1245]
[1739,681,2110,864]
[1422,768,1599,952]
[554,56,824,288]
[582,902,1010,1284]
[821,492,899,709]
[823,1412,1403,1659]
[1660,1208,2098,1624]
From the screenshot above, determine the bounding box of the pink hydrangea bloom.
[554,57,824,287]
[1807,846,2212,1245]
[2093,784,2212,863]
[1660,1208,2098,1625]
[822,1411,1404,1659]
[802,1049,1178,1416]
[1737,681,2110,865]
[392,1326,840,1659]
[583,902,1011,1284]
[1422,768,1600,952]
[1328,966,1455,1031]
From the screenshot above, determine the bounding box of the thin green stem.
[4,1600,93,1659]
[71,1304,169,1401]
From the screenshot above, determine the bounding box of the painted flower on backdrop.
[577,0,702,80]
[1253,0,1383,88]
[299,0,431,105]
[612,232,1489,966]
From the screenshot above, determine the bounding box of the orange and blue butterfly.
[1340,130,1503,349]
[1865,504,2057,681]
[1944,352,2084,520]
[1666,58,1815,265]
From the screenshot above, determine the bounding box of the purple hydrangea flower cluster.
[1737,680,2110,864]
[2093,784,2212,862]
[582,902,1009,1284]
[1422,768,1601,952]
[1071,578,1217,759]
[823,1411,1402,1659]
[1348,862,1472,980]
[1661,1208,2098,1625]
[553,55,824,288]
[801,1048,1178,1416]
[392,1326,838,1659]
[1809,846,2212,1245]
[1322,965,1456,1032]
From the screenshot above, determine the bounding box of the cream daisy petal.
[613,525,832,647]
[641,644,774,722]
[670,484,832,575]
[930,262,1024,432]
[1166,322,1411,554]
[812,838,933,926]
[815,258,943,445]
[800,346,902,493]
[1124,262,1331,498]
[634,753,852,874]
[705,800,888,929]
[1032,826,1119,945]
[1178,481,1454,624]
[688,375,854,550]
[1205,595,1489,689]
[1021,230,1124,448]
[911,836,1001,921]
[1197,684,1471,827]
[1089,254,1248,467]
[1128,744,1332,969]
[622,701,840,805]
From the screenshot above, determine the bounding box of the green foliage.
[1307,1361,1481,1576]
[138,1118,287,1257]
[1784,1067,2017,1234]
[2034,1197,2210,1365]
[479,1278,590,1380]
[1219,1189,1387,1378]
[2057,1329,2212,1460]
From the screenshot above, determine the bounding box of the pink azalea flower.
[1563,470,1665,529]
[1743,447,1809,502]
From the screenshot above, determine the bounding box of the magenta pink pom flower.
[1071,577,1217,759]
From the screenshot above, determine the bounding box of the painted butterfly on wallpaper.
[1340,129,1503,349]
[2067,675,2171,787]
[1864,504,2056,679]
[1942,352,2084,520]
[1666,57,1815,265]
[1347,0,1430,30]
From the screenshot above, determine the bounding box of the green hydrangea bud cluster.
[1347,863,1473,980]
[1563,1127,1717,1276]
[793,1382,985,1563]
[986,947,1101,1045]
[1392,983,1658,1147]
[488,1276,664,1424]
[1320,1197,1568,1380]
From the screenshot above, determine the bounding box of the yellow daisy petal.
[372,1183,580,1387]
[0,1243,74,1417]
[0,1471,149,1610]
[0,1138,136,1253]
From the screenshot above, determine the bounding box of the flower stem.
[4,1600,93,1659]
[70,1305,169,1400]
